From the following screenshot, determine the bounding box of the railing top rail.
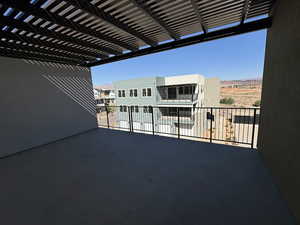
[109,105,260,110]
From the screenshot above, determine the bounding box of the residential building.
[93,88,100,99]
[113,74,220,135]
[94,84,116,112]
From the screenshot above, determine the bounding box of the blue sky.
[92,30,267,85]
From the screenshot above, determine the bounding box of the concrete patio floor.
[0,128,295,225]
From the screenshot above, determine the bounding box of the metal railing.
[96,106,260,149]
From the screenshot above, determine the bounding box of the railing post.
[106,106,110,129]
[177,107,180,139]
[251,108,257,149]
[151,106,155,135]
[210,107,213,143]
[128,106,132,133]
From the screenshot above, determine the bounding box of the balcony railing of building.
[156,92,199,104]
[97,106,260,149]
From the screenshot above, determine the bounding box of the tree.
[253,100,261,107]
[220,97,234,105]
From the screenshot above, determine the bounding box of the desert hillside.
[220,79,262,107]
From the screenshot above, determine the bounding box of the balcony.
[156,86,199,106]
[157,93,198,105]
[0,128,294,225]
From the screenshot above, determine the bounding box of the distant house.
[93,84,115,112]
[93,89,100,99]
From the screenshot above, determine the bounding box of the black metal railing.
[96,106,260,149]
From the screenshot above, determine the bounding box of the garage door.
[133,122,141,131]
[179,124,193,136]
[119,121,129,129]
[144,123,153,132]
[159,124,171,134]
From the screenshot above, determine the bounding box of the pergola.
[0,0,274,66]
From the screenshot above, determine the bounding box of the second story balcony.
[156,85,199,105]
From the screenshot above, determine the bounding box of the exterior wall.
[258,0,300,223]
[113,77,158,123]
[0,57,97,157]
[164,74,204,86]
[204,77,220,107]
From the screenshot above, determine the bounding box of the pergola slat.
[0,32,93,62]
[1,0,138,52]
[64,0,157,47]
[0,47,81,65]
[128,0,180,40]
[0,26,100,60]
[190,0,208,33]
[0,15,111,58]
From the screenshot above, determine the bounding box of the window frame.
[142,87,152,97]
[142,88,147,97]
[147,88,151,96]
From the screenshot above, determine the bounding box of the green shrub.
[220,97,234,105]
[253,100,261,107]
[106,106,115,114]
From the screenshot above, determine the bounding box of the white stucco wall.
[164,74,205,86]
[0,57,97,157]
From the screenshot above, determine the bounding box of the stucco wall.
[258,0,300,223]
[113,77,158,106]
[164,74,204,86]
[204,77,220,107]
[0,57,97,157]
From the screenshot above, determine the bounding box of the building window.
[179,87,184,95]
[120,106,123,112]
[130,89,138,97]
[180,86,194,95]
[184,86,189,94]
[147,88,151,96]
[122,90,125,97]
[135,106,139,113]
[143,106,153,113]
[169,107,177,115]
[131,106,134,113]
[142,88,152,97]
[118,90,122,97]
[124,106,127,112]
[143,106,148,113]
